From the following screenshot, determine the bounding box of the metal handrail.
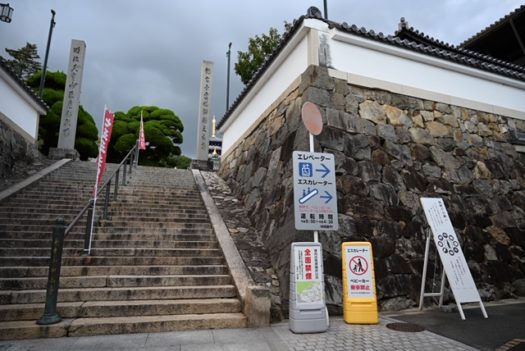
[37,143,139,325]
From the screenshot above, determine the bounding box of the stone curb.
[0,158,72,202]
[192,169,271,327]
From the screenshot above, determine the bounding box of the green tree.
[27,71,99,160]
[107,105,185,167]
[2,43,41,81]
[235,24,290,85]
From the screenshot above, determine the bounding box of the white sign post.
[420,197,488,320]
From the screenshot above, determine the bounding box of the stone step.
[0,239,218,249]
[99,214,210,222]
[0,232,215,241]
[0,265,229,278]
[0,298,241,321]
[0,284,237,304]
[0,256,225,267]
[0,248,222,257]
[1,198,89,211]
[0,218,88,227]
[99,218,210,227]
[94,225,213,234]
[0,312,246,340]
[0,274,232,290]
[0,222,215,234]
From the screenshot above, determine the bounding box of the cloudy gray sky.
[1,0,522,158]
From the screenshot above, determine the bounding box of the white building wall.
[220,19,525,156]
[329,33,525,120]
[221,35,309,154]
[0,75,41,141]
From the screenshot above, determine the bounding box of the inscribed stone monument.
[53,39,86,157]
[196,60,214,161]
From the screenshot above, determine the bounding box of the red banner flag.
[139,111,146,150]
[94,109,115,196]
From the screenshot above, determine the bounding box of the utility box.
[342,242,379,324]
[289,242,329,333]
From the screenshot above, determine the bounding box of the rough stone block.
[243,285,271,327]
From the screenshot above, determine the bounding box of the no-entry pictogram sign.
[349,256,368,276]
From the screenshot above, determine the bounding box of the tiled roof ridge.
[394,17,525,74]
[330,18,525,78]
[459,4,525,48]
[0,57,49,112]
[218,6,525,129]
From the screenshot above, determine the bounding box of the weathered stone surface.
[409,128,434,145]
[358,160,382,183]
[378,124,398,142]
[420,110,434,121]
[427,121,451,137]
[384,105,412,127]
[359,100,386,124]
[422,163,442,178]
[343,134,370,158]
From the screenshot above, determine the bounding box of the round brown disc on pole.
[301,102,323,135]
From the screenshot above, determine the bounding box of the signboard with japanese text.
[58,39,86,150]
[342,242,378,324]
[293,151,338,231]
[293,244,323,306]
[420,197,482,303]
[196,60,214,160]
[343,243,375,299]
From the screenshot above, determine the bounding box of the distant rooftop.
[459,5,525,67]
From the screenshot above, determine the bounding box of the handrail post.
[104,180,111,219]
[129,151,133,176]
[114,169,120,201]
[135,144,140,168]
[37,218,66,325]
[83,204,94,254]
[123,162,127,185]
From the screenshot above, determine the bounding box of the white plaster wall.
[221,35,309,154]
[0,77,40,140]
[329,34,525,120]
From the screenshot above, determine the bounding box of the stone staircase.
[0,162,245,339]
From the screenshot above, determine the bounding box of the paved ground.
[0,316,476,351]
[2,299,524,350]
[387,299,525,351]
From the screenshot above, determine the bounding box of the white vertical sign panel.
[293,244,323,306]
[196,60,214,161]
[58,39,86,150]
[420,197,482,303]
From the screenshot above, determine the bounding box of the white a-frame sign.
[419,197,488,320]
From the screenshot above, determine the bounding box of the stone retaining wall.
[220,65,525,314]
[0,117,43,182]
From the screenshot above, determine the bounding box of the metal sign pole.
[309,133,319,243]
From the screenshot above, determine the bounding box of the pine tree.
[3,43,42,82]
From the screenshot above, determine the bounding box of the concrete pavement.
[2,298,524,350]
[0,316,475,351]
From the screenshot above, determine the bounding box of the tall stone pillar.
[196,60,214,162]
[49,39,86,159]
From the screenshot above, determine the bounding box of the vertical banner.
[94,109,115,196]
[57,39,86,150]
[138,111,146,150]
[196,60,214,161]
[342,242,378,324]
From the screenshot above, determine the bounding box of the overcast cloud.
[1,0,522,158]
